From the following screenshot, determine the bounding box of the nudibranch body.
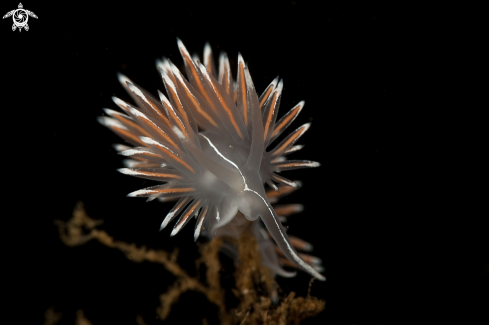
[98,39,325,280]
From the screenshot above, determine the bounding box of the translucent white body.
[99,39,325,281]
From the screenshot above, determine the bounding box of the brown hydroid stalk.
[53,202,324,324]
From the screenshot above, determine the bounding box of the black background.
[2,1,485,324]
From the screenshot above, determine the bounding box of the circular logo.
[13,9,28,28]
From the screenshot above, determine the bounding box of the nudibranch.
[98,39,325,280]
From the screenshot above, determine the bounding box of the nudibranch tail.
[253,193,326,281]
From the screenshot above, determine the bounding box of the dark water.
[3,2,484,324]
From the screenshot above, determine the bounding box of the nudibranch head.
[98,39,325,280]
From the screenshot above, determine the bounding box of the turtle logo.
[3,3,37,32]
